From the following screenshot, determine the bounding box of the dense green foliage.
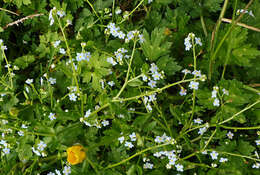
[0,0,260,174]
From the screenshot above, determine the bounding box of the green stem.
[208,0,229,80]
[202,129,217,151]
[56,15,80,93]
[218,125,260,130]
[7,125,55,137]
[188,37,197,128]
[200,15,208,37]
[119,0,145,24]
[209,0,254,80]
[104,141,172,169]
[113,78,201,102]
[219,99,260,125]
[86,156,100,175]
[86,0,102,24]
[206,149,260,162]
[114,40,137,99]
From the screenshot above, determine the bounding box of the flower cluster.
[143,63,164,89]
[143,93,157,112]
[236,9,254,17]
[105,23,144,43]
[143,158,154,169]
[76,52,91,62]
[118,132,137,149]
[47,166,71,175]
[49,7,66,26]
[211,86,229,107]
[0,39,7,51]
[184,33,202,51]
[0,140,10,155]
[80,109,109,128]
[32,141,47,157]
[67,86,79,101]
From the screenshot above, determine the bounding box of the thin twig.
[222,18,260,32]
[0,7,19,16]
[3,13,44,29]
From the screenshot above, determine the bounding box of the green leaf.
[156,56,181,75]
[14,55,35,69]
[141,28,172,61]
[203,0,224,13]
[237,140,255,155]
[128,79,143,87]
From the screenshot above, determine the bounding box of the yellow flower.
[67,145,86,165]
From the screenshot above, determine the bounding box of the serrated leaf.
[237,140,255,155]
[141,28,172,61]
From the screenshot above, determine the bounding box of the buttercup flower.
[67,145,86,165]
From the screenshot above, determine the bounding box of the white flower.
[129,132,136,141]
[143,162,153,169]
[194,118,203,124]
[85,109,91,118]
[107,57,117,66]
[63,166,71,175]
[192,70,201,77]
[124,141,134,148]
[55,170,62,175]
[210,151,219,160]
[211,90,217,98]
[47,172,55,175]
[37,141,47,151]
[150,63,158,73]
[195,37,202,46]
[115,8,122,15]
[155,136,164,143]
[148,80,157,88]
[169,157,177,165]
[202,150,207,155]
[49,7,56,26]
[69,93,77,101]
[189,81,199,90]
[48,113,56,120]
[148,94,156,102]
[146,103,152,112]
[152,71,162,80]
[101,120,109,127]
[108,81,115,87]
[57,10,65,18]
[211,163,217,168]
[198,127,207,135]
[59,48,66,54]
[32,147,41,156]
[222,88,229,95]
[153,152,161,158]
[18,131,24,136]
[148,0,153,4]
[252,163,260,169]
[25,79,33,85]
[48,77,56,85]
[53,40,61,48]
[219,157,228,163]
[2,147,10,155]
[179,88,187,96]
[226,131,234,139]
[118,136,125,144]
[213,98,220,106]
[21,124,28,128]
[255,140,260,146]
[175,164,184,172]
[182,69,191,74]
